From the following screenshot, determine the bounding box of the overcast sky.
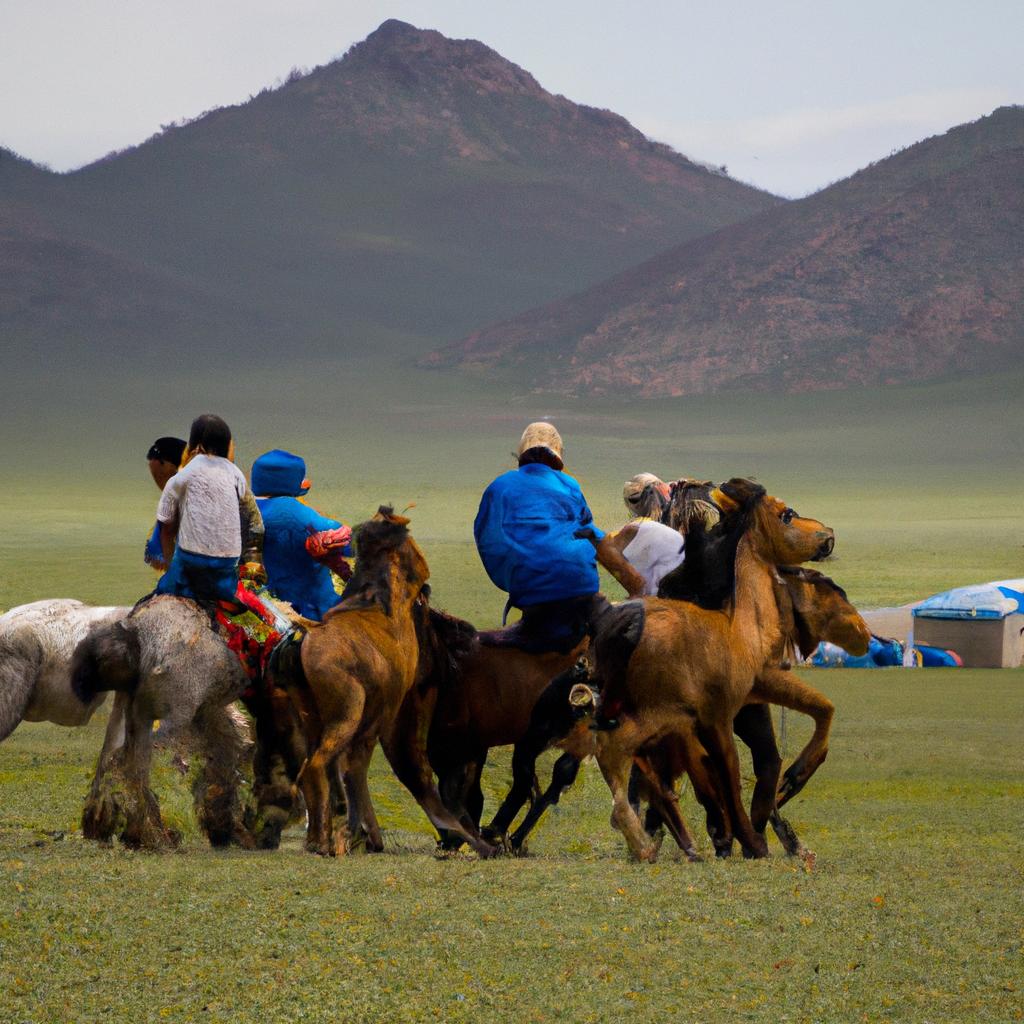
[2,0,1021,197]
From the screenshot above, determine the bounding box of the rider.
[144,436,187,571]
[250,449,352,621]
[154,414,265,603]
[615,473,686,596]
[474,421,645,652]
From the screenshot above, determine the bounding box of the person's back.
[252,450,350,620]
[620,519,686,596]
[474,422,644,652]
[476,461,602,609]
[163,455,247,558]
[155,414,261,605]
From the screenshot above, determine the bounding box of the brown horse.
[285,507,495,857]
[423,628,588,848]
[593,478,834,861]
[634,564,870,859]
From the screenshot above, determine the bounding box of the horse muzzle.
[812,532,835,561]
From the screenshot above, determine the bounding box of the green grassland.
[2,671,1022,1023]
[1,368,1022,1021]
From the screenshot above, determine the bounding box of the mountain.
[0,20,779,378]
[427,106,1024,395]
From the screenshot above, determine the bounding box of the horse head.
[334,506,430,616]
[776,566,871,658]
[711,479,834,566]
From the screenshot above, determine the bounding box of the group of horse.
[0,476,870,864]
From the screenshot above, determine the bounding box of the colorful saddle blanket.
[213,581,296,682]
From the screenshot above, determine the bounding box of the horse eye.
[781,508,796,524]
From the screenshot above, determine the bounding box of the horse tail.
[0,632,42,743]
[71,619,141,704]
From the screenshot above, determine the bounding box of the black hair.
[517,447,563,470]
[146,436,187,465]
[187,415,232,458]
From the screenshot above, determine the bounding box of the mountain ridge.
[427,105,1024,395]
[1,20,780,380]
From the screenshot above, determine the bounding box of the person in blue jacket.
[251,449,352,621]
[474,422,644,652]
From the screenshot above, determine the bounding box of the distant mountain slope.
[1,20,779,374]
[429,107,1024,395]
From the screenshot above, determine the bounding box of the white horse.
[71,595,261,849]
[0,599,129,745]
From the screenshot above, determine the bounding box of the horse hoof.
[683,847,703,863]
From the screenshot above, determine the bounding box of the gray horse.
[71,595,256,849]
[0,599,129,752]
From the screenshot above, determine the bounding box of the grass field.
[1,369,1022,1021]
[2,670,1022,1023]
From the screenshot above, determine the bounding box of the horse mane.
[331,506,410,617]
[413,598,477,693]
[663,479,718,532]
[657,478,764,610]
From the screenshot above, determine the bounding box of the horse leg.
[435,761,473,849]
[192,702,254,849]
[379,725,497,859]
[488,670,587,842]
[596,723,658,862]
[465,759,486,829]
[82,693,131,843]
[487,733,550,841]
[732,702,782,837]
[247,691,303,850]
[631,752,701,862]
[698,720,768,859]
[340,735,383,854]
[119,708,177,850]
[508,752,581,852]
[752,668,835,807]
[298,691,363,856]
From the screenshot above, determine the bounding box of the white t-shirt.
[622,519,686,596]
[156,454,249,558]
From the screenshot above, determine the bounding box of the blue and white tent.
[912,579,1024,620]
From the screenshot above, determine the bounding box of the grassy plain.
[1,368,1022,1021]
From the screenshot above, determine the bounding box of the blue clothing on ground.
[256,496,348,620]
[474,463,605,609]
[156,547,239,603]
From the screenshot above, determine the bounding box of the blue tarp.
[810,638,962,668]
[912,579,1024,620]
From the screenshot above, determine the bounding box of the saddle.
[477,594,610,656]
[209,585,301,688]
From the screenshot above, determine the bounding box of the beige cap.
[517,422,564,467]
[623,472,664,510]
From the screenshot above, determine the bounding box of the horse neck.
[728,534,784,670]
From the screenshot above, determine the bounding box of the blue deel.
[256,496,349,620]
[474,463,605,609]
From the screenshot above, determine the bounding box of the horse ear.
[709,487,739,514]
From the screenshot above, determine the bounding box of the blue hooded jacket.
[252,450,350,621]
[474,463,605,609]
